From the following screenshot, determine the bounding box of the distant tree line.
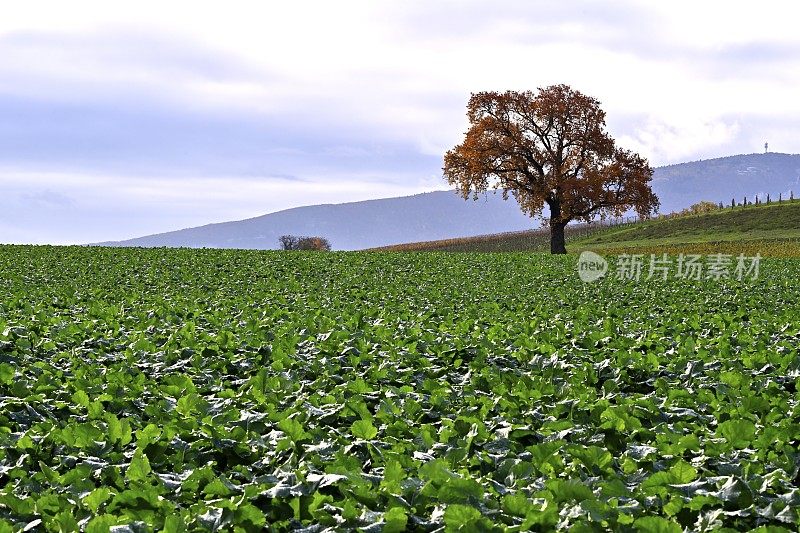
[279,235,332,251]
[659,192,797,219]
[728,190,794,208]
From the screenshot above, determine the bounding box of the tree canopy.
[443,85,659,253]
[279,235,332,251]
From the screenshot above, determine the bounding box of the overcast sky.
[2,1,799,244]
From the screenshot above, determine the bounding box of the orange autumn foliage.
[443,85,659,253]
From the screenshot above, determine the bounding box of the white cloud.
[2,0,800,242]
[0,168,448,244]
[618,116,742,164]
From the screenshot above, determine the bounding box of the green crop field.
[1,246,799,532]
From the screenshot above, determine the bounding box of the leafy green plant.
[0,245,798,531]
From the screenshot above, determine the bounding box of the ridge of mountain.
[99,152,800,250]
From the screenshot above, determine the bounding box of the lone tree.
[279,235,298,250]
[296,236,332,251]
[278,235,332,251]
[443,85,659,254]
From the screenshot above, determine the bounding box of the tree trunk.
[550,221,567,254]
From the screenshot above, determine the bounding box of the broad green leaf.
[438,477,483,504]
[444,504,483,530]
[48,511,79,532]
[236,504,266,527]
[83,487,112,513]
[633,516,682,533]
[383,507,407,533]
[162,515,187,533]
[72,389,90,408]
[717,419,756,448]
[85,514,116,533]
[419,459,454,484]
[0,494,34,516]
[669,460,697,484]
[0,363,14,384]
[351,419,378,440]
[105,413,133,446]
[278,417,308,442]
[569,445,613,471]
[503,492,530,516]
[545,479,594,503]
[135,423,162,448]
[202,477,237,497]
[126,449,152,481]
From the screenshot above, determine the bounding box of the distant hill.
[97,191,535,251]
[99,153,800,250]
[651,152,800,213]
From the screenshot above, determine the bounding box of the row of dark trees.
[278,235,332,251]
[726,190,794,208]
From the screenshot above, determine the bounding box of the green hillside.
[580,201,800,244]
[376,201,800,256]
[370,222,626,253]
[574,201,800,257]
